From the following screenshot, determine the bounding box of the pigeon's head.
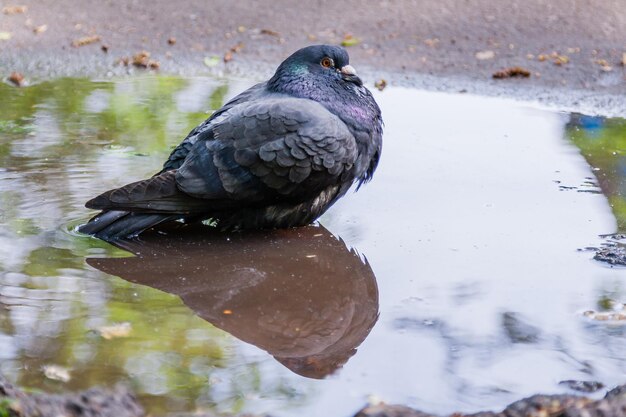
[268,45,364,95]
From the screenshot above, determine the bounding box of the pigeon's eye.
[320,57,334,68]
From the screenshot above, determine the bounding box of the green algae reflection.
[0,76,313,416]
[566,114,626,232]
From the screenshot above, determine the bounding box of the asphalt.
[1,0,625,115]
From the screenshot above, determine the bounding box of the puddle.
[0,77,625,417]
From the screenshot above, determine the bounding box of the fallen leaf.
[131,51,160,69]
[553,55,569,65]
[260,28,280,37]
[475,50,495,60]
[492,67,531,79]
[98,322,132,339]
[230,42,244,53]
[595,59,613,72]
[132,50,150,66]
[71,35,100,47]
[341,34,360,47]
[0,32,12,41]
[2,5,27,14]
[33,24,47,34]
[8,72,24,86]
[374,79,387,91]
[43,365,71,382]
[203,56,220,67]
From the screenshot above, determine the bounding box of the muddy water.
[0,77,624,417]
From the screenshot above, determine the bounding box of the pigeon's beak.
[340,65,357,76]
[340,65,363,86]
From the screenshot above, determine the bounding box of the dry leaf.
[260,28,280,37]
[33,24,47,34]
[341,34,360,47]
[203,56,220,67]
[2,5,27,14]
[43,365,71,382]
[492,67,531,79]
[132,51,150,66]
[98,322,132,339]
[230,42,244,53]
[72,35,100,47]
[8,72,24,86]
[475,50,495,60]
[131,51,159,69]
[553,55,569,65]
[595,59,613,72]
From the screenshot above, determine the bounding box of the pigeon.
[79,45,383,240]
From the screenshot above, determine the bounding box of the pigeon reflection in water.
[87,224,379,379]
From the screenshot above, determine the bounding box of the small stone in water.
[559,380,605,393]
[98,322,132,339]
[43,365,71,382]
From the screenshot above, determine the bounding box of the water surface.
[0,77,624,417]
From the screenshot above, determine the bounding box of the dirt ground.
[1,0,625,114]
[2,374,626,417]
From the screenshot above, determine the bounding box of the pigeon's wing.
[175,96,359,203]
[159,82,266,173]
[85,170,213,213]
[85,97,358,215]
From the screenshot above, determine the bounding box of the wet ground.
[1,1,625,116]
[0,76,625,417]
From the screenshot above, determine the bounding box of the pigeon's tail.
[78,210,178,240]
